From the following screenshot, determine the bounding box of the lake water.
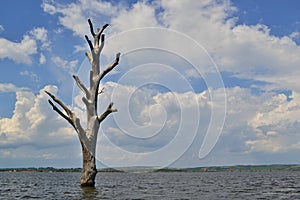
[0,171,300,199]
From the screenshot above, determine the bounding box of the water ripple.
[0,171,300,199]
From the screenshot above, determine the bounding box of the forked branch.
[97,24,109,38]
[45,91,72,117]
[47,99,76,129]
[87,18,109,50]
[45,90,82,132]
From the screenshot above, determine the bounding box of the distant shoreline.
[1,164,300,173]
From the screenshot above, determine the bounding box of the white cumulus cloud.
[1,0,295,166]
[42,0,117,37]
[0,27,50,65]
[0,85,76,149]
[0,35,37,64]
[52,56,78,74]
[30,27,50,49]
[43,0,300,93]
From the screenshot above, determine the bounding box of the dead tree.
[45,19,120,187]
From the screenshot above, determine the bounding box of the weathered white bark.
[45,19,119,187]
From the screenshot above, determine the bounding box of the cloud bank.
[0,27,49,65]
[0,0,299,167]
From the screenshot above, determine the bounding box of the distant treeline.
[0,167,122,173]
[155,164,300,172]
[1,164,300,173]
[0,167,82,172]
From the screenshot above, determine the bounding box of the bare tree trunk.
[45,19,120,187]
[80,142,97,187]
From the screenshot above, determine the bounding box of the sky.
[0,0,300,168]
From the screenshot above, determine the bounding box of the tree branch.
[85,52,93,64]
[87,19,109,50]
[88,18,96,37]
[82,97,90,107]
[45,90,77,129]
[98,87,104,94]
[48,99,76,129]
[98,102,117,123]
[94,53,120,113]
[97,24,109,37]
[96,24,109,48]
[45,91,73,117]
[73,75,90,98]
[45,90,85,134]
[85,35,93,51]
[99,52,120,81]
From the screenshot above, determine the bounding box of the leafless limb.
[98,102,117,123]
[73,75,90,98]
[99,52,121,81]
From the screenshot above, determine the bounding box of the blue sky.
[0,0,300,168]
